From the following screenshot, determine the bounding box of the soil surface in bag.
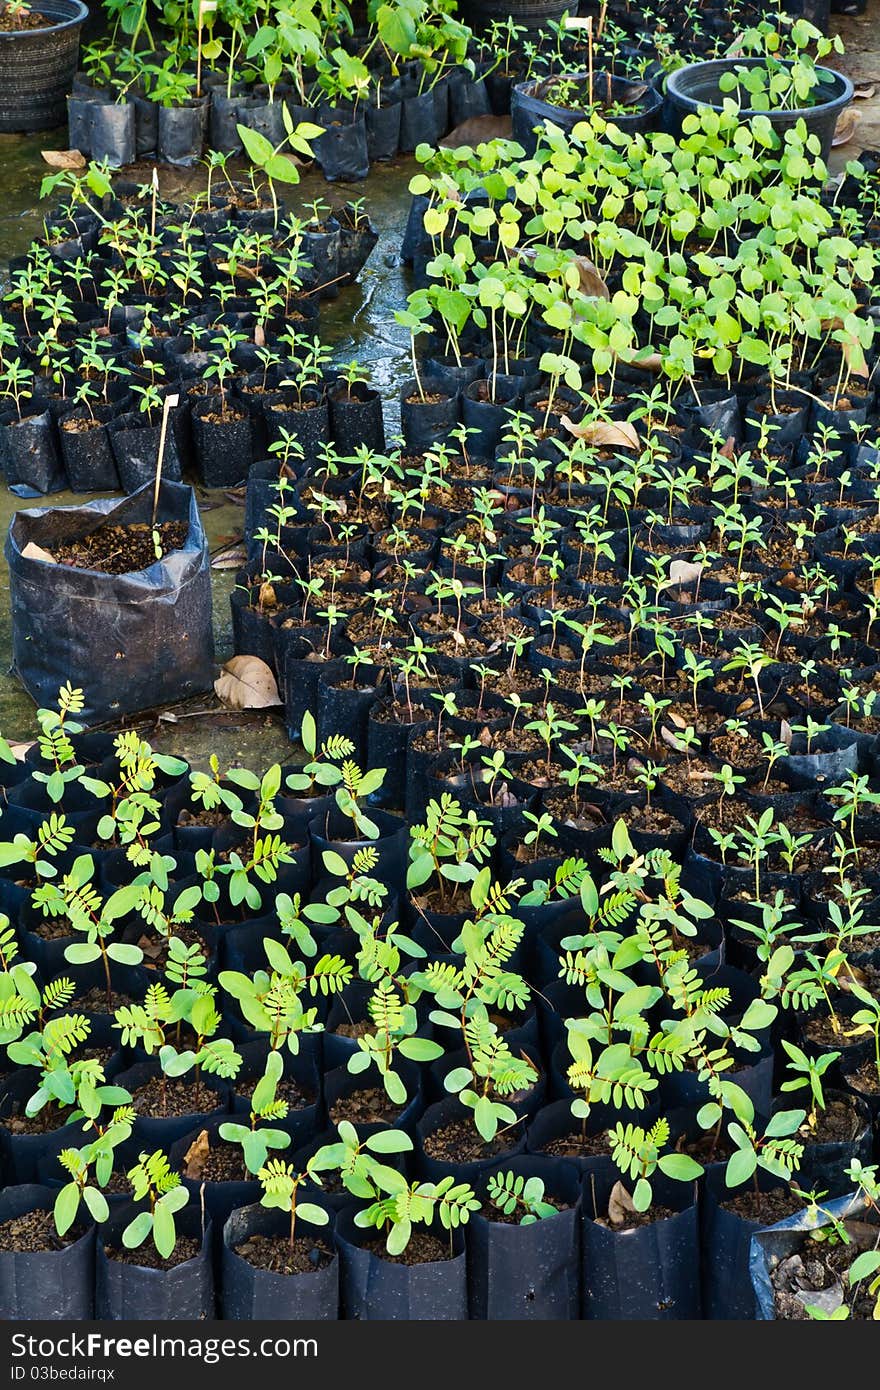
[0,1207,80,1252]
[234,1233,335,1276]
[52,521,188,573]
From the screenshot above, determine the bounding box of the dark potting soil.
[0,1208,81,1253]
[130,1075,218,1118]
[421,1118,522,1164]
[186,1139,249,1183]
[73,985,136,1014]
[61,416,104,434]
[538,1128,610,1159]
[53,522,188,575]
[235,1074,314,1108]
[0,7,50,28]
[332,1018,372,1039]
[362,1231,455,1265]
[799,1100,861,1146]
[328,1087,405,1126]
[31,920,74,941]
[802,1014,853,1049]
[234,1233,333,1275]
[2,1102,72,1135]
[405,392,448,406]
[177,807,228,829]
[594,1204,677,1232]
[720,1187,802,1224]
[106,1235,202,1270]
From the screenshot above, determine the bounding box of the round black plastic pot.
[581,1170,702,1320]
[299,225,341,300]
[132,91,157,157]
[221,1199,339,1319]
[664,58,853,163]
[157,96,209,167]
[323,1061,423,1141]
[0,0,88,133]
[399,86,444,153]
[95,1204,213,1320]
[329,381,385,455]
[414,1096,528,1182]
[461,377,520,456]
[89,100,136,167]
[190,398,254,487]
[58,406,121,491]
[336,1204,468,1319]
[744,390,813,444]
[512,72,663,154]
[113,1059,230,1150]
[168,1117,259,1242]
[399,377,459,452]
[365,94,401,161]
[0,410,66,493]
[336,208,380,284]
[449,69,491,125]
[749,1190,868,1320]
[314,109,369,182]
[230,1040,323,1144]
[0,1184,95,1317]
[796,1090,873,1196]
[467,1154,582,1320]
[700,1165,795,1320]
[308,806,408,892]
[230,581,297,672]
[107,411,183,493]
[209,89,245,153]
[264,392,330,466]
[282,650,345,744]
[316,670,383,763]
[366,703,431,811]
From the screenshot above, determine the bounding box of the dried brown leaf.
[211,545,247,570]
[607,1181,638,1227]
[214,655,281,709]
[21,542,56,564]
[832,108,861,147]
[561,415,640,450]
[183,1129,211,1180]
[440,114,513,149]
[41,149,86,170]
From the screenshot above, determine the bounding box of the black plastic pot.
[89,99,136,167]
[314,108,369,182]
[96,1204,214,1320]
[6,480,214,726]
[665,58,853,163]
[57,405,121,491]
[365,94,401,161]
[461,377,520,456]
[308,806,408,893]
[190,397,254,487]
[468,1155,582,1320]
[337,1205,468,1319]
[107,408,184,494]
[399,86,444,153]
[581,1170,702,1320]
[0,1184,95,1318]
[157,96,209,167]
[0,0,88,133]
[329,380,385,455]
[400,378,459,451]
[221,1199,339,1319]
[512,72,663,155]
[701,1165,796,1321]
[0,409,66,494]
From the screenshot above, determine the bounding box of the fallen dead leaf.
[211,545,247,570]
[854,84,876,100]
[780,719,793,748]
[607,1181,638,1227]
[832,108,861,147]
[183,1130,211,1181]
[8,741,34,761]
[214,655,281,709]
[21,542,57,564]
[562,415,640,450]
[41,149,86,170]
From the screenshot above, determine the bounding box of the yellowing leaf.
[214,655,281,709]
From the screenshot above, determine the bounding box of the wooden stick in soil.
[152,393,180,543]
[150,167,159,243]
